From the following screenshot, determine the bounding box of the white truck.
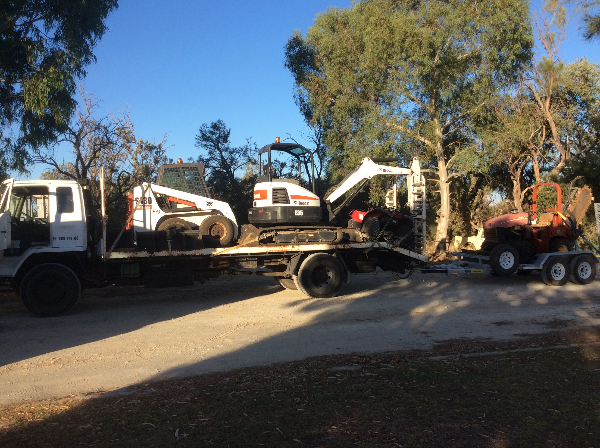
[0,173,428,317]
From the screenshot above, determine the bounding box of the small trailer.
[424,250,598,286]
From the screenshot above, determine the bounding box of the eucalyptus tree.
[285,0,533,254]
[0,0,118,177]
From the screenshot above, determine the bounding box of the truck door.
[0,179,13,251]
[51,185,86,249]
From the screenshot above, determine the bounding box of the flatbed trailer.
[423,250,598,286]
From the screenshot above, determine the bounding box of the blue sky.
[21,0,600,179]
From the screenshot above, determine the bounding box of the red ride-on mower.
[347,208,416,250]
[481,182,593,276]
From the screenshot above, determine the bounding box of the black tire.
[200,216,235,247]
[20,263,81,317]
[569,254,597,285]
[275,277,298,290]
[541,256,569,286]
[549,237,569,253]
[361,216,381,241]
[296,253,345,298]
[489,244,519,276]
[347,219,362,229]
[157,217,192,232]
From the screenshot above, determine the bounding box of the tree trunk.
[434,152,451,256]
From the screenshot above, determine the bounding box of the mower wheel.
[549,237,569,253]
[361,216,381,241]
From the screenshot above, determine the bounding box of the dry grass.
[1,328,600,447]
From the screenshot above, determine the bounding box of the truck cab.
[0,179,89,258]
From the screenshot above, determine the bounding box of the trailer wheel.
[569,254,597,285]
[541,256,569,286]
[20,263,81,317]
[489,244,519,276]
[296,253,345,298]
[275,277,298,290]
[200,216,234,247]
[157,217,192,232]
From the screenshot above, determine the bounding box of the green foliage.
[285,0,533,252]
[581,0,600,41]
[0,0,118,177]
[195,120,257,224]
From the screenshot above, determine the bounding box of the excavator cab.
[249,141,322,225]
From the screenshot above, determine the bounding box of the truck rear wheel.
[20,263,81,317]
[200,216,234,247]
[275,276,298,290]
[296,253,345,298]
[569,254,596,285]
[541,256,569,286]
[489,244,519,276]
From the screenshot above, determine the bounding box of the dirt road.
[1,271,600,406]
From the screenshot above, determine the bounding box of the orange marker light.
[275,137,281,143]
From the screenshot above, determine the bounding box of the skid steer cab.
[127,163,238,247]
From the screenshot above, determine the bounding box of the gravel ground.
[1,270,600,406]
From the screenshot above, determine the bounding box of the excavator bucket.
[567,185,594,224]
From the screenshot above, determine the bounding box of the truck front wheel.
[20,263,81,317]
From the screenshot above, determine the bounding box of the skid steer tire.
[200,216,235,247]
[157,217,192,232]
[296,253,345,298]
[489,244,519,276]
[569,254,596,285]
[541,256,569,286]
[21,263,81,317]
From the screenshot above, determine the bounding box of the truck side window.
[56,187,74,214]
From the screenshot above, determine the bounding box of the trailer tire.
[200,216,235,247]
[21,263,81,317]
[275,277,298,290]
[489,244,519,276]
[157,217,192,232]
[541,256,569,286]
[569,254,596,285]
[296,253,345,298]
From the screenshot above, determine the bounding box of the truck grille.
[272,188,290,204]
[483,228,498,242]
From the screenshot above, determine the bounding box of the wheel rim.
[498,251,515,269]
[311,266,333,289]
[578,262,593,280]
[209,222,226,240]
[550,263,566,281]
